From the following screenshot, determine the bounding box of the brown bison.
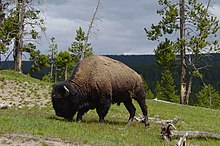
[51,56,149,127]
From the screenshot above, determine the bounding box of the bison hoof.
[99,119,105,124]
[144,122,150,128]
[127,119,133,126]
[76,120,82,123]
[65,117,73,122]
[65,119,73,122]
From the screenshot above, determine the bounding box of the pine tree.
[0,0,17,54]
[145,0,219,104]
[154,81,163,100]
[55,51,74,81]
[160,70,179,103]
[0,0,4,53]
[68,27,93,62]
[142,76,154,99]
[29,49,49,73]
[196,84,220,109]
[154,38,177,70]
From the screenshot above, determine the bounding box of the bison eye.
[52,92,62,99]
[52,94,56,98]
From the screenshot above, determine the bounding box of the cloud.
[37,0,220,55]
[37,0,160,55]
[211,4,220,19]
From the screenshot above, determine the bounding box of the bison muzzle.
[51,56,149,127]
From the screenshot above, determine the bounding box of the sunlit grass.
[0,100,220,145]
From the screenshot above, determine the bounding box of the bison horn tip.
[64,86,70,94]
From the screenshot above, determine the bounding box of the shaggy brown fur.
[52,56,149,127]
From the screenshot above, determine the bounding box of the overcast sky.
[38,0,220,55]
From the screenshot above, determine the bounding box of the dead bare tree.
[179,0,187,104]
[80,0,101,61]
[0,0,3,25]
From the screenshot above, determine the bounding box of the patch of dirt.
[0,79,90,146]
[0,134,88,146]
[0,80,51,109]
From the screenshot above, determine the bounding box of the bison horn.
[64,86,70,95]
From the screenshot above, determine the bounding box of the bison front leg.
[96,99,111,124]
[76,108,89,122]
[123,98,136,125]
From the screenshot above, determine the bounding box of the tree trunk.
[50,64,53,77]
[0,0,2,65]
[0,0,2,62]
[179,0,187,104]
[186,76,192,105]
[65,64,68,80]
[50,50,54,78]
[0,0,3,23]
[13,0,26,73]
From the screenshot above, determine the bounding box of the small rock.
[0,104,11,109]
[24,82,29,86]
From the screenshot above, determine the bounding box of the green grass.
[1,70,220,145]
[0,70,50,86]
[0,101,220,145]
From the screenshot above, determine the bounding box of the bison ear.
[63,86,70,96]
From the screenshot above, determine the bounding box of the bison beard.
[51,56,149,127]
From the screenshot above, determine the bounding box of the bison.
[51,55,149,127]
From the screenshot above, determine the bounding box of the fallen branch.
[135,115,220,143]
[153,98,179,105]
[161,123,220,142]
[173,130,220,139]
[177,132,188,146]
[135,114,179,125]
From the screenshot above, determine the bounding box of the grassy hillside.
[0,70,220,145]
[0,70,51,109]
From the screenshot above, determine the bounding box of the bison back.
[69,56,145,101]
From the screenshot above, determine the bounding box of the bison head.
[51,81,78,121]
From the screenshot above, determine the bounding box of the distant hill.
[0,61,33,74]
[0,61,49,79]
[105,55,156,65]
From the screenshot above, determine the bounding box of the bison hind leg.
[123,98,136,125]
[136,98,149,127]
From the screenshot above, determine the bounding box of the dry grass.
[0,70,51,109]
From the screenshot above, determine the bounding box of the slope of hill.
[0,70,220,145]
